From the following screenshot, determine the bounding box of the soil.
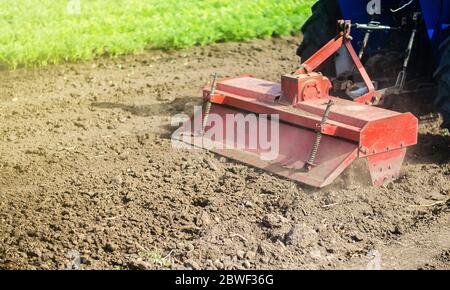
[0,36,449,270]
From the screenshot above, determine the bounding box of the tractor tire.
[434,36,450,129]
[297,0,341,76]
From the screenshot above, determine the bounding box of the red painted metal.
[297,36,344,74]
[176,20,419,188]
[367,148,406,186]
[178,104,359,188]
[280,73,332,104]
[296,20,379,105]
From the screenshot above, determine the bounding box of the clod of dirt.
[195,211,212,227]
[103,243,117,253]
[261,214,287,228]
[26,248,42,258]
[236,250,245,260]
[245,251,257,260]
[184,260,201,270]
[192,197,210,208]
[185,244,195,252]
[350,232,365,242]
[213,259,224,270]
[438,249,450,263]
[111,175,123,186]
[128,259,152,270]
[284,224,318,248]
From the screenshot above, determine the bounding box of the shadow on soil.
[92,96,200,117]
[92,96,200,138]
[410,133,450,164]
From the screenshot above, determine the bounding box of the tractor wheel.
[297,0,341,76]
[434,36,450,129]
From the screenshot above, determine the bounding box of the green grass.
[0,0,314,68]
[139,250,172,267]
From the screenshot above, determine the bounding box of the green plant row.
[0,0,314,68]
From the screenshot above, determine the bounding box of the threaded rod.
[201,73,218,136]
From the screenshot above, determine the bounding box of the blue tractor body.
[338,0,450,65]
[298,0,450,128]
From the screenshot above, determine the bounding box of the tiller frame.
[176,20,418,188]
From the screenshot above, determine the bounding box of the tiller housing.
[177,21,418,188]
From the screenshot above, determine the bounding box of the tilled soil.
[0,36,449,270]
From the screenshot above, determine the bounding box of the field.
[0,0,313,68]
[1,0,449,271]
[0,36,449,269]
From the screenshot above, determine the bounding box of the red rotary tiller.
[177,20,418,188]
